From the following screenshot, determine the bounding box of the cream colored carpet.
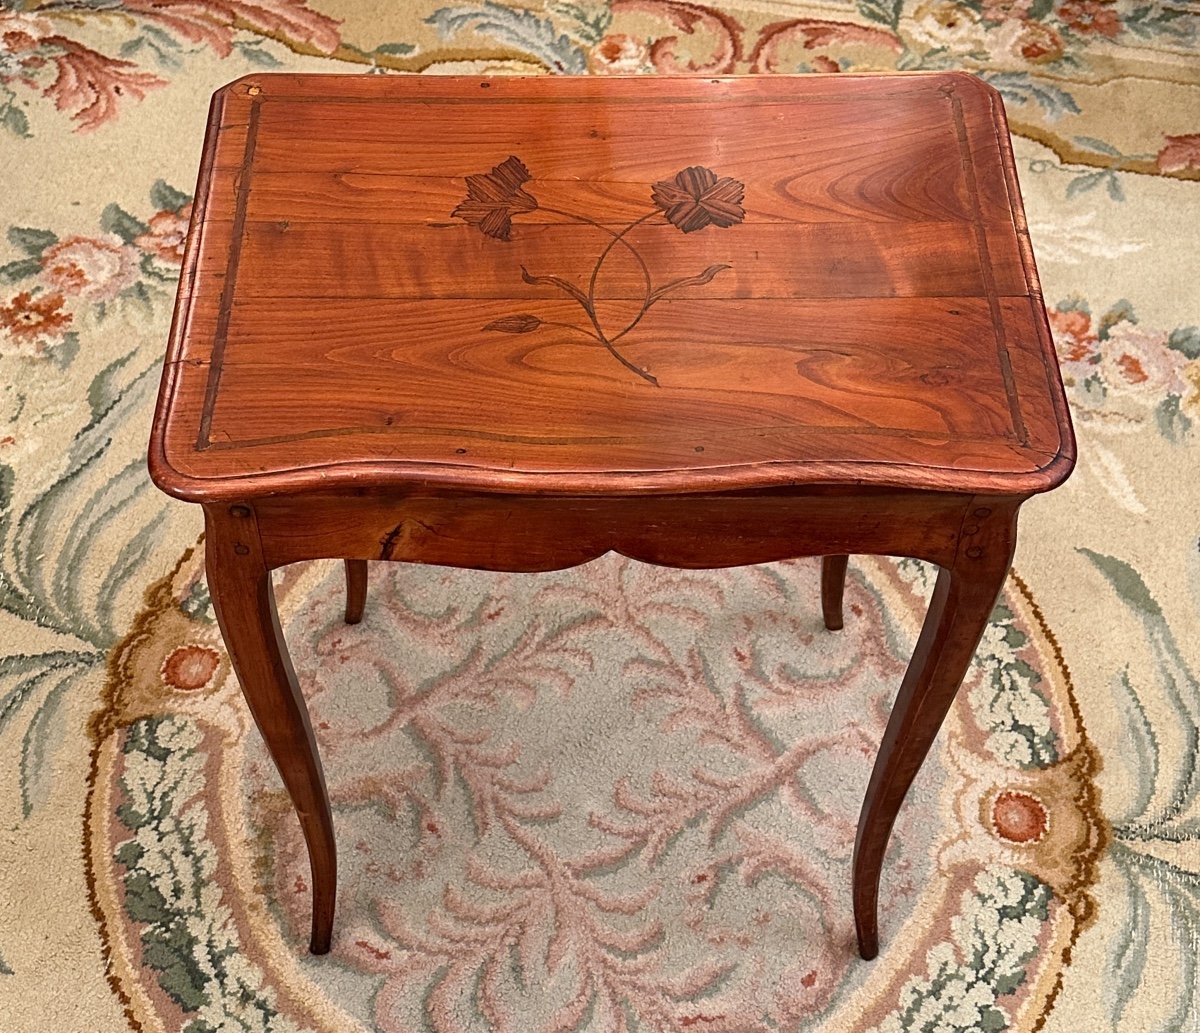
[1,2,1198,1031]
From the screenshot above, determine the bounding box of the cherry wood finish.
[853,507,1017,958]
[204,505,337,953]
[821,554,850,632]
[149,72,1074,959]
[343,559,367,625]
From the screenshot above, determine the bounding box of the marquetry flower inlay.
[451,156,538,241]
[652,166,746,233]
[452,157,745,385]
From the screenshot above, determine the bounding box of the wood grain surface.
[149,72,1073,503]
[248,488,977,572]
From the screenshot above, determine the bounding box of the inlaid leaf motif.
[483,315,543,333]
[648,263,732,303]
[452,155,538,241]
[518,265,590,308]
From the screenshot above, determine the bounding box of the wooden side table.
[148,72,1074,959]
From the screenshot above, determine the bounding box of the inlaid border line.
[206,422,1032,452]
[944,84,1028,448]
[196,96,261,451]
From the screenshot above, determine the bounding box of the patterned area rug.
[1,3,1197,1032]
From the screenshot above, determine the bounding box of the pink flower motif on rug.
[40,235,139,301]
[0,289,71,357]
[135,205,193,264]
[0,1,339,133]
[1157,134,1200,174]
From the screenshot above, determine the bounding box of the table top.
[149,72,1074,503]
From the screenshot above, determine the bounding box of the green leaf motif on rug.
[1079,550,1161,620]
[149,179,193,215]
[1078,548,1200,840]
[1105,846,1200,1029]
[374,41,417,56]
[1155,395,1192,442]
[7,226,59,256]
[179,578,216,623]
[427,2,589,73]
[1166,326,1200,361]
[971,604,1058,768]
[99,204,149,246]
[232,40,284,68]
[119,24,186,71]
[977,72,1080,121]
[114,715,315,1033]
[548,1,612,45]
[0,99,30,139]
[1079,548,1200,1027]
[857,0,904,31]
[873,869,1053,1033]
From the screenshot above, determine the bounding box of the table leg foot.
[851,525,1015,959]
[344,559,368,625]
[205,518,337,955]
[821,555,849,630]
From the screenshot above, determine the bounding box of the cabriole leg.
[852,514,1016,959]
[205,507,337,954]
